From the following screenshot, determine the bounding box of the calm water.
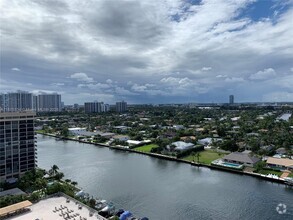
[37,135,293,220]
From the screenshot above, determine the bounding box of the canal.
[37,135,293,219]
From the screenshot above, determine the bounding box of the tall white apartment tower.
[3,91,33,112]
[116,101,127,113]
[37,93,62,112]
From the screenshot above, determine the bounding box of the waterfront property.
[37,134,293,220]
[184,150,227,164]
[134,144,159,153]
[212,159,244,170]
[221,151,260,167]
[167,141,195,152]
[6,195,107,220]
[266,157,293,171]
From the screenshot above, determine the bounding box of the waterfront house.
[112,135,130,142]
[167,141,195,152]
[68,127,87,136]
[198,138,222,146]
[180,136,196,143]
[260,145,274,153]
[223,151,260,167]
[266,157,293,171]
[275,147,287,155]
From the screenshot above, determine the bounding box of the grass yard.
[289,173,293,178]
[134,144,159,153]
[184,150,228,164]
[256,169,283,177]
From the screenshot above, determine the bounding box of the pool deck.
[8,196,107,220]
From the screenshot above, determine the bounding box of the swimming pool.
[222,162,242,167]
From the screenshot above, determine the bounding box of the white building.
[116,101,127,113]
[84,102,110,113]
[1,91,33,112]
[37,93,62,112]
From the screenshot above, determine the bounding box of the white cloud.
[51,82,65,86]
[115,86,137,96]
[290,67,293,72]
[216,74,227,78]
[202,67,212,71]
[263,92,293,102]
[131,84,147,92]
[249,68,276,80]
[106,79,113,84]
[225,77,245,82]
[11,67,20,71]
[70,73,94,83]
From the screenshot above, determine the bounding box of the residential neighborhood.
[36,104,293,180]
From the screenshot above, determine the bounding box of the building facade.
[37,94,62,112]
[116,101,127,113]
[1,91,33,112]
[0,112,37,182]
[84,102,109,113]
[229,95,234,104]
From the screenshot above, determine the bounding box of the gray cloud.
[1,0,293,103]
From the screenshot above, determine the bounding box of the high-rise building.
[229,95,234,104]
[0,112,37,182]
[2,91,33,112]
[116,101,127,113]
[37,93,62,112]
[0,94,4,112]
[84,102,109,113]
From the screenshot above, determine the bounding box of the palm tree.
[71,181,78,186]
[196,152,200,164]
[65,179,71,183]
[55,172,64,181]
[50,165,59,176]
[191,152,196,163]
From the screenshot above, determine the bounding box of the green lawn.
[183,150,228,164]
[134,144,159,153]
[256,169,283,177]
[289,173,293,178]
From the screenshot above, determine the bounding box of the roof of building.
[266,157,293,167]
[0,200,32,217]
[223,152,260,164]
[68,127,86,131]
[0,188,26,197]
[170,141,195,151]
[113,135,129,139]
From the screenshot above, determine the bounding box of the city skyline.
[1,0,293,104]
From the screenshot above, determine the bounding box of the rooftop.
[266,157,293,167]
[223,152,260,164]
[0,188,26,197]
[9,195,106,220]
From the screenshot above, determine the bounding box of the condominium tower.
[0,91,33,112]
[229,95,234,105]
[116,101,127,113]
[84,102,110,113]
[37,93,62,112]
[0,112,37,182]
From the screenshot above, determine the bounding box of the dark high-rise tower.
[229,95,234,104]
[0,112,36,182]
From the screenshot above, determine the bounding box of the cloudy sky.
[1,0,293,104]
